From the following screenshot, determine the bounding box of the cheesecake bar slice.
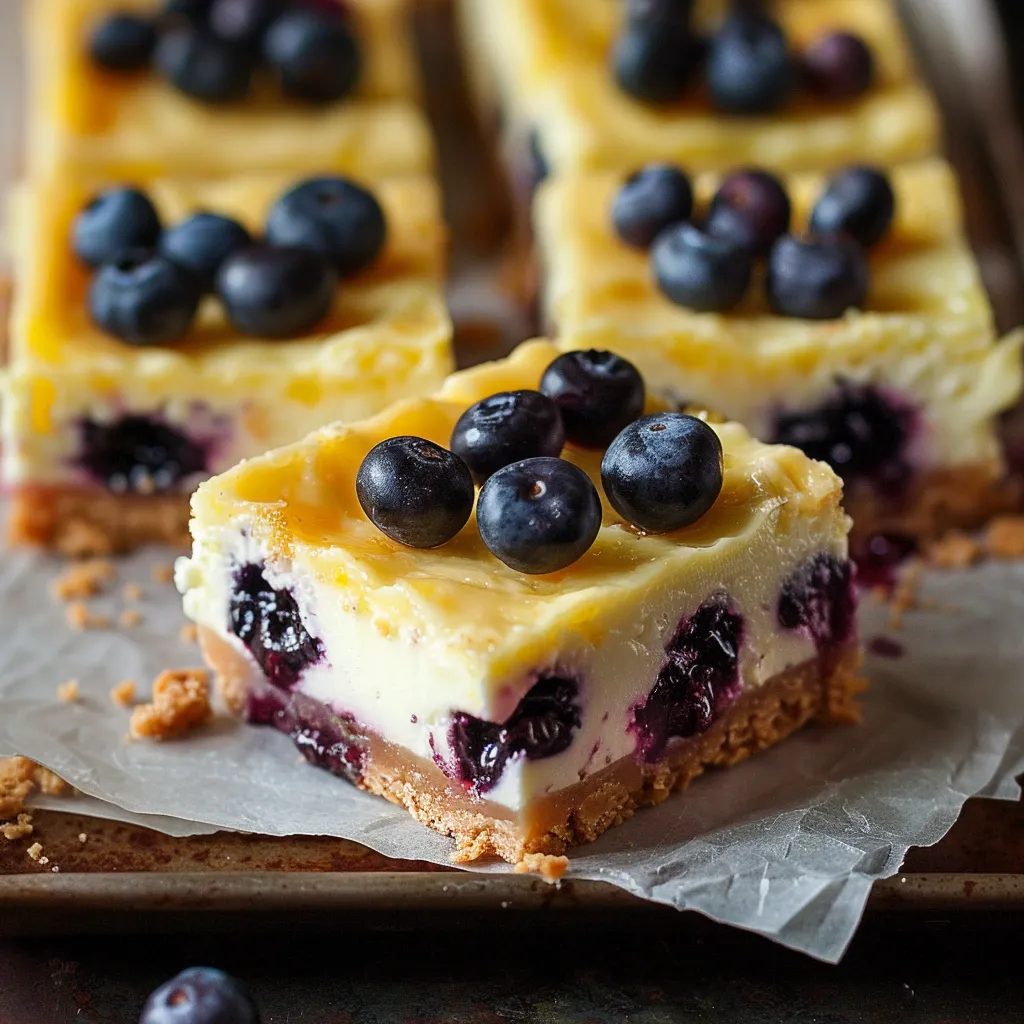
[176,340,862,866]
[537,160,1023,542]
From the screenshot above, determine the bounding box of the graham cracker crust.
[7,486,191,555]
[199,626,864,867]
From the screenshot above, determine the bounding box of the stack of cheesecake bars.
[7,0,1023,869]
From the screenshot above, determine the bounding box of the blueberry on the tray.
[216,244,336,338]
[613,18,700,104]
[707,11,793,115]
[159,212,252,290]
[809,165,895,248]
[356,436,475,549]
[601,412,723,532]
[766,234,869,319]
[612,163,694,249]
[73,188,163,269]
[209,0,284,48]
[803,31,875,100]
[705,168,791,257]
[651,222,752,312]
[265,176,386,276]
[450,390,566,484]
[263,8,362,103]
[540,350,646,449]
[89,253,202,345]
[89,13,158,71]
[139,966,260,1024]
[154,26,254,103]
[476,457,603,574]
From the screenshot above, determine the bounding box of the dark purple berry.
[766,234,869,319]
[230,563,324,690]
[162,0,215,23]
[707,12,793,114]
[159,212,252,290]
[209,0,284,47]
[263,8,362,104]
[612,163,694,249]
[476,458,602,574]
[154,26,254,103]
[450,390,565,484]
[848,532,916,589]
[73,188,162,269]
[651,222,752,312]
[139,966,259,1024]
[539,350,645,448]
[778,553,857,668]
[705,168,790,257]
[356,436,475,549]
[89,13,157,71]
[601,412,723,533]
[613,20,702,104]
[89,253,202,345]
[809,166,895,248]
[265,176,385,276]
[803,31,875,100]
[624,0,695,26]
[216,244,336,338]
[630,599,744,762]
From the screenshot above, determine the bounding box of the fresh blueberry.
[356,436,475,549]
[803,31,875,100]
[809,166,895,248]
[766,234,869,319]
[613,20,701,104]
[705,169,791,257]
[707,12,793,114]
[159,212,252,290]
[139,966,260,1024]
[450,390,566,484]
[73,188,162,269]
[651,222,752,312]
[612,164,694,249]
[601,413,723,533]
[216,244,336,338]
[162,0,215,23]
[89,13,157,71]
[263,8,362,103]
[209,0,284,47]
[154,27,254,103]
[539,350,646,449]
[476,457,603,574]
[89,253,202,345]
[265,176,385,277]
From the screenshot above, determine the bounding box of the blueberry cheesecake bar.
[3,171,451,552]
[537,159,1023,542]
[29,0,434,179]
[176,339,862,866]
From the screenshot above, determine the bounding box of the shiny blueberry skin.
[652,222,752,312]
[89,253,201,345]
[613,20,701,104]
[356,436,475,549]
[602,413,723,533]
[159,212,252,290]
[154,27,254,103]
[263,9,362,103]
[612,164,694,249]
[767,235,869,320]
[705,169,791,257]
[139,966,260,1024]
[73,188,163,269]
[707,12,793,115]
[216,244,336,338]
[476,457,602,574]
[539,350,646,449]
[450,390,565,484]
[209,0,284,47]
[265,176,385,276]
[809,166,895,248]
[89,13,157,71]
[803,31,875,100]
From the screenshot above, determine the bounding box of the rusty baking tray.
[2,1,1024,933]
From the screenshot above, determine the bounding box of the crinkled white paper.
[0,545,1022,961]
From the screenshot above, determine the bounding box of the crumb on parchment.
[887,560,922,631]
[0,757,69,822]
[123,583,144,601]
[119,608,143,628]
[56,680,80,703]
[513,853,569,883]
[923,531,981,570]
[65,601,110,631]
[179,623,199,645]
[129,669,211,740]
[56,520,114,559]
[984,516,1024,559]
[110,680,137,708]
[50,559,116,601]
[151,563,175,585]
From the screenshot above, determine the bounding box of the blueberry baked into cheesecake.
[176,340,862,866]
[537,159,1023,542]
[29,0,434,179]
[3,171,451,552]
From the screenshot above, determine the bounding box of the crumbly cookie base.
[7,486,191,555]
[199,627,864,867]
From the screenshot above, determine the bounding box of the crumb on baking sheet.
[119,608,143,628]
[50,559,116,601]
[924,531,981,570]
[56,520,114,558]
[513,852,569,883]
[984,516,1024,559]
[26,842,42,862]
[129,669,212,740]
[179,623,199,645]
[110,680,137,708]
[78,832,88,844]
[1,813,33,841]
[56,679,80,703]
[151,563,175,585]
[65,601,110,631]
[123,582,144,602]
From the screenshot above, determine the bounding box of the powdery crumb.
[129,669,212,740]
[888,561,922,631]
[123,583,144,602]
[50,559,115,601]
[65,601,110,631]
[151,563,175,585]
[513,853,569,883]
[1,813,33,841]
[33,764,68,797]
[110,680,137,708]
[119,608,143,628]
[78,832,88,844]
[56,679,80,703]
[51,864,60,873]
[56,520,114,558]
[0,757,38,819]
[984,516,1024,559]
[26,842,42,862]
[179,623,199,645]
[38,855,49,866]
[924,531,981,570]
